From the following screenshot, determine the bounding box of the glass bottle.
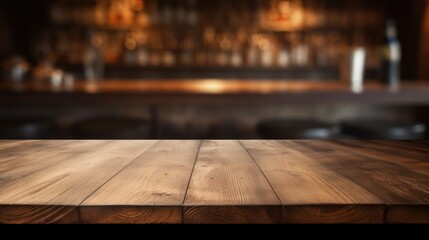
[380,20,401,90]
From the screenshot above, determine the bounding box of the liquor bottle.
[277,36,291,67]
[380,20,401,90]
[123,34,138,66]
[163,35,177,67]
[231,39,243,67]
[259,35,273,67]
[83,35,104,81]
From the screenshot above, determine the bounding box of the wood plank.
[80,140,200,224]
[184,140,281,224]
[1,140,428,224]
[338,140,429,162]
[0,140,69,162]
[376,140,429,154]
[408,140,429,146]
[282,205,385,224]
[0,140,157,224]
[386,205,429,224]
[241,140,384,224]
[287,140,429,224]
[0,205,79,224]
[0,140,109,184]
[328,141,429,177]
[0,140,38,150]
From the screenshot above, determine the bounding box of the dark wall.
[2,0,50,61]
[419,1,429,80]
[388,0,427,80]
[0,2,12,59]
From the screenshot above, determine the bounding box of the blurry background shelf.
[64,65,343,79]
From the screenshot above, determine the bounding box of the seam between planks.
[311,140,425,222]
[181,140,202,224]
[278,140,389,224]
[382,204,389,224]
[238,140,283,223]
[76,140,160,223]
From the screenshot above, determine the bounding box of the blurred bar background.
[1,0,429,139]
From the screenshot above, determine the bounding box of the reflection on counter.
[2,78,426,94]
[1,78,429,139]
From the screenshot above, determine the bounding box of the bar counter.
[2,79,429,106]
[1,140,429,224]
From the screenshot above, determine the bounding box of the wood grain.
[1,140,429,224]
[338,140,429,161]
[183,140,281,224]
[0,140,38,150]
[184,206,280,224]
[282,205,385,224]
[81,140,200,224]
[0,140,157,223]
[376,140,429,154]
[0,140,109,184]
[288,140,429,224]
[332,141,429,177]
[81,206,181,224]
[241,140,384,224]
[386,205,429,224]
[0,205,79,224]
[0,140,69,163]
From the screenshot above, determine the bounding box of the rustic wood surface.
[0,140,157,223]
[283,140,429,224]
[241,140,385,224]
[1,140,429,224]
[183,140,281,224]
[81,140,200,224]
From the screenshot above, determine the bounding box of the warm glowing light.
[196,80,227,94]
[220,38,232,51]
[279,1,292,15]
[85,82,99,93]
[125,38,137,50]
[133,0,144,11]
[91,35,103,48]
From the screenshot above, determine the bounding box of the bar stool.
[0,117,56,139]
[73,116,150,139]
[257,119,340,139]
[340,120,427,140]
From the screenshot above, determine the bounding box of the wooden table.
[1,140,429,224]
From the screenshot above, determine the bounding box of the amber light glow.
[194,80,227,94]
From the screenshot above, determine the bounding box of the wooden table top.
[1,140,429,224]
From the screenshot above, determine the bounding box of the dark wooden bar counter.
[2,80,429,106]
[1,140,429,224]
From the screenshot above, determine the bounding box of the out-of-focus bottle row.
[40,30,379,69]
[49,0,385,30]
[35,0,386,70]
